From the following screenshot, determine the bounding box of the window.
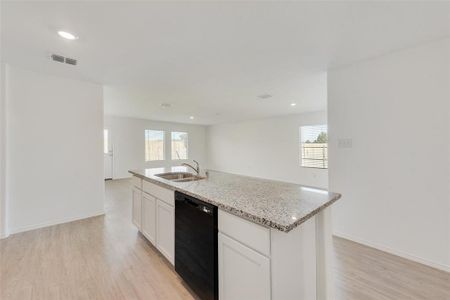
[171,131,188,160]
[103,129,109,154]
[145,130,165,161]
[300,125,328,169]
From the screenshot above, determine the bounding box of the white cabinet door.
[219,233,271,300]
[156,199,175,265]
[131,187,142,229]
[141,192,156,245]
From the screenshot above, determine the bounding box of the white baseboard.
[333,232,450,273]
[8,210,105,235]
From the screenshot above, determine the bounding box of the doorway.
[104,128,113,180]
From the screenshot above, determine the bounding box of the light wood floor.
[1,179,449,300]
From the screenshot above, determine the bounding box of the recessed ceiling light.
[290,103,297,107]
[57,31,78,40]
[160,103,172,108]
[189,116,195,120]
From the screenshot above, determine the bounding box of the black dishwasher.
[175,191,218,300]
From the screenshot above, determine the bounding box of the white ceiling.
[2,1,449,125]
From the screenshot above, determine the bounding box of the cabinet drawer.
[131,176,142,189]
[143,180,174,206]
[218,210,270,257]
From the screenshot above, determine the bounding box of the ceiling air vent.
[258,94,272,100]
[50,54,78,66]
[65,57,77,65]
[51,54,65,63]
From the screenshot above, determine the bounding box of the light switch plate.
[338,138,352,148]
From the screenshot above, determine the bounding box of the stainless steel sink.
[155,172,205,182]
[174,177,205,182]
[155,172,193,180]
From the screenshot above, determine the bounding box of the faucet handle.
[193,160,200,173]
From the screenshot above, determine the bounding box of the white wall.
[328,38,450,271]
[206,112,328,188]
[0,63,6,237]
[6,65,104,234]
[104,115,207,179]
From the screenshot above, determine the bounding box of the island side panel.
[315,208,334,300]
[270,217,317,300]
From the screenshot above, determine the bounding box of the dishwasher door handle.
[185,198,213,215]
[201,206,213,215]
[183,198,199,207]
[177,192,215,215]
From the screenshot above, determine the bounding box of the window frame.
[299,124,328,169]
[171,131,189,160]
[144,129,165,161]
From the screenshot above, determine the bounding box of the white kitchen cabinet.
[131,176,142,189]
[218,233,271,300]
[130,176,175,265]
[131,186,142,229]
[218,209,323,300]
[156,199,175,265]
[141,192,156,245]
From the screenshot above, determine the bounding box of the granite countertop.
[129,167,341,232]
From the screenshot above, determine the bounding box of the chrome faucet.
[181,160,200,175]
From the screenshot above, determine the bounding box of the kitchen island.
[129,166,341,300]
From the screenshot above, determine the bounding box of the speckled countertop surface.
[129,167,341,232]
